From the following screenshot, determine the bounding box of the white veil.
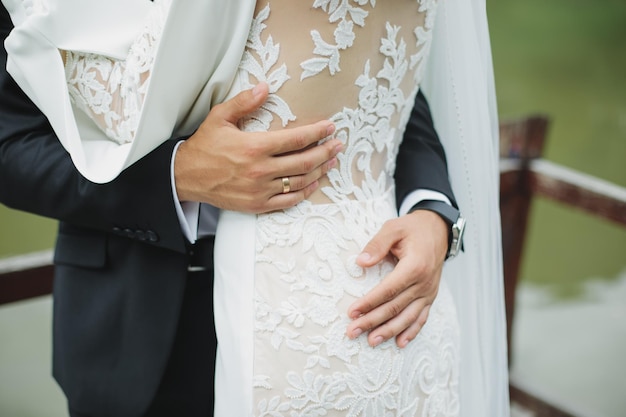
[421,0,510,415]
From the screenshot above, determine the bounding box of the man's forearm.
[395,90,457,209]
[0,124,188,254]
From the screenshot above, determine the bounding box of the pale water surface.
[511,269,626,417]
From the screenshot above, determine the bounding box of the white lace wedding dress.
[217,2,461,416]
[60,0,461,415]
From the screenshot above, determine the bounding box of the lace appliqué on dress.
[20,0,47,16]
[239,4,296,131]
[240,1,460,416]
[63,0,170,145]
[301,0,377,80]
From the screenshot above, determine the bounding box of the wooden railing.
[0,250,53,305]
[1,115,625,416]
[499,115,626,417]
[499,115,626,359]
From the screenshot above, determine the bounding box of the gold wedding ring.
[281,177,291,194]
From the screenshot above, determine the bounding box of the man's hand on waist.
[174,82,342,214]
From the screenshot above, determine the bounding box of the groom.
[0,4,457,417]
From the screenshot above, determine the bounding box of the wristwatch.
[409,199,466,260]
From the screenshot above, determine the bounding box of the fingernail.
[252,83,264,97]
[372,336,384,347]
[328,158,337,168]
[350,310,361,319]
[334,144,343,154]
[326,124,336,136]
[357,252,371,263]
[352,328,363,338]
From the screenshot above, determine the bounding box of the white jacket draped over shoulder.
[3,0,256,183]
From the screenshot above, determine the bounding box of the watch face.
[449,216,466,258]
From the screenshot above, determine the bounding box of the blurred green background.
[489,1,626,415]
[0,209,56,257]
[489,0,626,297]
[0,0,625,415]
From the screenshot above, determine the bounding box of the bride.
[3,0,509,415]
[215,2,460,415]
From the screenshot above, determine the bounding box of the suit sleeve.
[394,89,458,210]
[0,4,187,254]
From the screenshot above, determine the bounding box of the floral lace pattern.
[238,4,296,131]
[238,1,460,416]
[21,0,47,16]
[63,0,170,144]
[300,0,376,80]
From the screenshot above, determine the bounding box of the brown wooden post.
[498,115,550,365]
[0,252,54,305]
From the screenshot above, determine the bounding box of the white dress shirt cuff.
[399,189,452,217]
[171,141,199,244]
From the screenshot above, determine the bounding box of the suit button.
[112,226,122,235]
[146,230,159,242]
[135,230,147,241]
[123,228,136,239]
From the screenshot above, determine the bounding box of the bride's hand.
[174,82,342,213]
[346,210,448,348]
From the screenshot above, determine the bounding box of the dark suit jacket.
[0,4,455,417]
